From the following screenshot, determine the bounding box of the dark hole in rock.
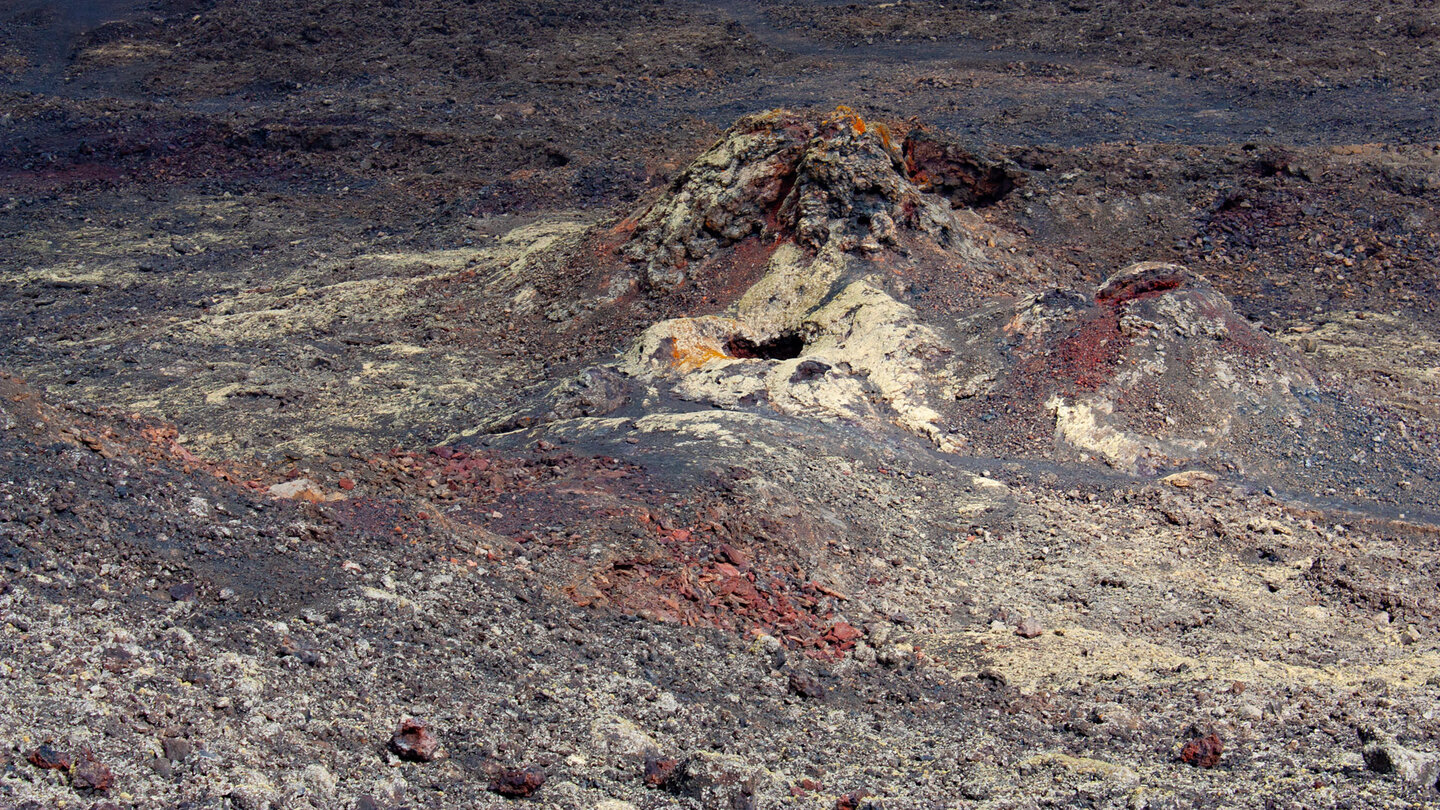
[790,359,832,383]
[726,333,805,360]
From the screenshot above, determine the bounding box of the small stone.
[299,764,337,798]
[1360,726,1440,787]
[268,478,325,502]
[876,643,910,668]
[788,672,825,700]
[590,715,657,760]
[1016,619,1044,639]
[388,718,439,763]
[72,748,115,791]
[677,752,774,808]
[218,587,237,601]
[825,622,862,646]
[836,790,871,810]
[168,582,196,601]
[1179,733,1223,768]
[1160,470,1218,488]
[654,692,680,715]
[643,754,680,788]
[162,737,193,762]
[149,756,173,778]
[101,646,137,673]
[491,765,546,797]
[27,743,71,770]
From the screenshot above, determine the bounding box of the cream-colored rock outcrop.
[620,241,963,452]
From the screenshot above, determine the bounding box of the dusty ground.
[2,1,1440,809]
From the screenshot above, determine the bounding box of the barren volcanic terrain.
[3,2,1440,809]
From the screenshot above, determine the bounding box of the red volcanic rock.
[72,748,115,792]
[491,765,547,797]
[1180,733,1224,768]
[824,622,862,646]
[643,754,681,788]
[388,718,439,762]
[902,126,1020,208]
[27,742,71,771]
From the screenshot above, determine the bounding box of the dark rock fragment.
[789,359,831,383]
[72,748,115,791]
[149,756,172,778]
[168,582,196,601]
[388,718,438,762]
[27,742,71,770]
[101,646,137,673]
[788,671,825,700]
[162,737,192,762]
[1359,726,1440,787]
[644,754,680,788]
[490,765,546,797]
[1179,732,1224,768]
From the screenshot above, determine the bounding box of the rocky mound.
[505,110,1415,497]
[621,107,1011,292]
[949,261,1318,475]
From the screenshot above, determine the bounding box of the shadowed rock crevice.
[902,126,1023,208]
[725,331,805,360]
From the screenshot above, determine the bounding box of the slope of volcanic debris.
[5,1,1440,808]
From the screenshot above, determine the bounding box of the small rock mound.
[954,261,1317,473]
[624,107,956,291]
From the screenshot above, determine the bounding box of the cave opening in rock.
[726,332,806,360]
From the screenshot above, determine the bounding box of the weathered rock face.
[623,110,814,290]
[776,108,955,254]
[623,107,955,291]
[617,243,962,451]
